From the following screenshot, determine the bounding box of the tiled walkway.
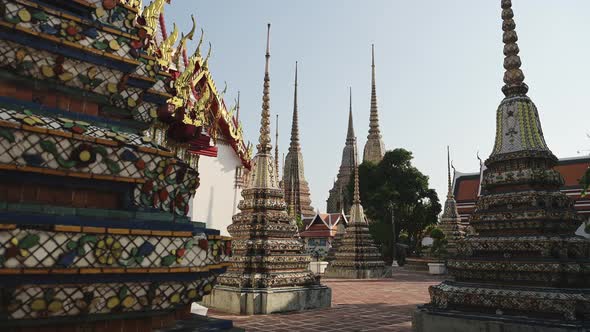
[207,270,444,332]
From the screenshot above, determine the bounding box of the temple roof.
[158,12,252,169]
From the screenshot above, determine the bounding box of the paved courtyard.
[207,270,444,332]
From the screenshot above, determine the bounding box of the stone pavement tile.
[207,270,440,331]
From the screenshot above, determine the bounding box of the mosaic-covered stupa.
[414,1,590,330]
[437,147,464,254]
[0,0,249,330]
[204,24,331,315]
[325,224,346,262]
[326,89,356,213]
[282,62,315,218]
[324,141,386,279]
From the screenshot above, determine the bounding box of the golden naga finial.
[141,0,165,35]
[195,29,204,57]
[172,15,196,68]
[202,43,212,70]
[157,23,178,67]
[121,0,143,9]
[167,46,200,108]
[220,81,227,98]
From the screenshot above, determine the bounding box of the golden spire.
[501,0,528,96]
[257,23,272,155]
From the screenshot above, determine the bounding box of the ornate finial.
[363,43,385,163]
[236,91,240,121]
[157,23,178,67]
[368,44,379,134]
[447,146,453,198]
[173,15,196,68]
[346,87,355,144]
[275,113,280,178]
[501,0,528,96]
[195,28,205,57]
[371,43,375,76]
[257,23,272,154]
[290,61,300,149]
[202,43,212,70]
[221,81,227,97]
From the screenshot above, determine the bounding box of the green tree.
[347,149,441,258]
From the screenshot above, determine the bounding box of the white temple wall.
[190,139,244,236]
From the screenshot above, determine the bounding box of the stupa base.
[413,306,589,332]
[323,266,389,279]
[203,285,331,315]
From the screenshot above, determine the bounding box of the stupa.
[414,1,590,331]
[325,224,346,262]
[324,140,386,279]
[203,24,331,315]
[282,62,315,218]
[437,146,464,254]
[326,89,356,213]
[0,0,246,330]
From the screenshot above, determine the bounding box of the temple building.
[362,44,386,164]
[324,141,386,279]
[437,147,464,254]
[204,24,331,314]
[282,62,315,218]
[300,212,348,257]
[0,0,237,330]
[326,89,356,213]
[415,1,590,330]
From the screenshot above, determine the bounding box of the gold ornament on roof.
[121,0,142,10]
[172,15,196,68]
[141,0,165,36]
[202,43,212,70]
[195,29,204,57]
[157,23,178,67]
[167,46,199,108]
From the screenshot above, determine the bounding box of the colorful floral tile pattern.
[0,39,162,125]
[4,276,218,320]
[0,107,199,215]
[0,228,230,270]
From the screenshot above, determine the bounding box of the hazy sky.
[167,1,590,210]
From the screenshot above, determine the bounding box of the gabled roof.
[302,212,348,231]
[159,13,252,169]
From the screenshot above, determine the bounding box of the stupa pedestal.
[414,1,590,331]
[203,24,331,314]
